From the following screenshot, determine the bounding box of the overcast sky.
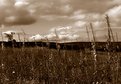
[0,0,121,41]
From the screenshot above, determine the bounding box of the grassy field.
[0,47,121,84]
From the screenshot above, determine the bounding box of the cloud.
[2,30,24,35]
[45,33,57,41]
[1,0,121,42]
[67,0,113,14]
[40,15,69,21]
[50,26,72,32]
[36,0,121,41]
[70,10,104,21]
[36,0,114,19]
[14,1,29,7]
[0,0,14,7]
[58,34,80,41]
[29,34,46,41]
[74,21,86,27]
[2,30,16,35]
[5,0,113,24]
[106,5,121,17]
[1,30,26,41]
[0,0,115,26]
[59,4,73,14]
[105,5,121,26]
[0,0,36,26]
[30,32,80,42]
[112,0,121,5]
[45,32,80,42]
[45,25,87,42]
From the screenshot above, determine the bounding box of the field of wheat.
[0,47,121,84]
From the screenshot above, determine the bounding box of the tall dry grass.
[0,47,121,84]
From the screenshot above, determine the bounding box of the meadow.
[0,47,121,84]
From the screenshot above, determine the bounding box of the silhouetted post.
[90,23,96,56]
[0,25,5,83]
[105,15,115,52]
[105,15,118,84]
[33,37,38,48]
[17,33,21,42]
[46,37,50,48]
[17,33,21,47]
[86,25,90,42]
[21,29,26,48]
[1,31,4,50]
[105,15,112,54]
[106,15,111,42]
[116,32,118,42]
[55,29,60,52]
[90,23,97,83]
[1,25,4,50]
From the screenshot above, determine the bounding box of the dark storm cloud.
[0,0,115,26]
[4,8,36,25]
[0,0,118,26]
[0,0,36,26]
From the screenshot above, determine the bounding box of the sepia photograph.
[0,0,121,84]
